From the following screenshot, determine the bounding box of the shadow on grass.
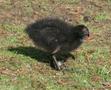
[8,46,75,61]
[8,46,75,70]
[8,46,52,63]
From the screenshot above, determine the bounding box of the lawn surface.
[0,0,111,90]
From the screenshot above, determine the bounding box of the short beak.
[84,34,90,40]
[88,33,90,37]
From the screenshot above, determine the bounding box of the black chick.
[26,17,89,70]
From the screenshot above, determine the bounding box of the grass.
[95,12,110,21]
[0,0,111,90]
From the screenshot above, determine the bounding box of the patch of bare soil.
[103,30,111,46]
[0,28,8,37]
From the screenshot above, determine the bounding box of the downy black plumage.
[26,17,89,70]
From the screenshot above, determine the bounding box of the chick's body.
[26,17,89,70]
[26,18,83,54]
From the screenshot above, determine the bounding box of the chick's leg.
[52,55,61,70]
